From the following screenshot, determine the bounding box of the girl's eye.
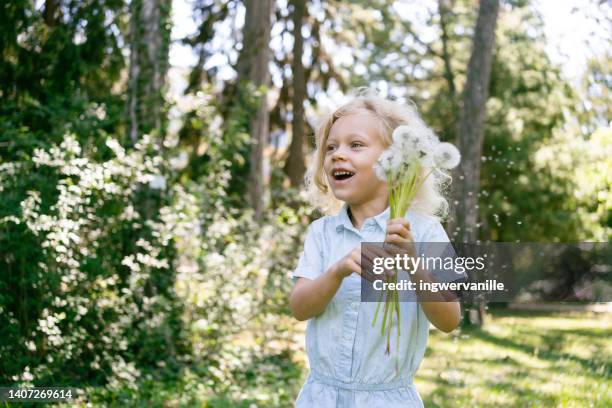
[351,142,363,148]
[326,145,336,152]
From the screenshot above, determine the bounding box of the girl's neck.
[348,197,389,230]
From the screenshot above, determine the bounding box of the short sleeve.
[291,221,325,281]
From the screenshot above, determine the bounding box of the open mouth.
[333,170,355,181]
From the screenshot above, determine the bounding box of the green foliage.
[0,117,307,389]
[341,0,607,242]
[0,134,186,386]
[178,83,266,207]
[532,128,612,240]
[0,0,126,159]
[474,6,611,242]
[1,0,609,402]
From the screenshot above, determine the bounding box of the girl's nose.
[331,147,348,161]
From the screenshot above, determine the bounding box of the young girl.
[290,92,461,407]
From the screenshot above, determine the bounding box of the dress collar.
[335,202,390,233]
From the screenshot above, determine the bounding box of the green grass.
[51,310,610,407]
[417,310,611,407]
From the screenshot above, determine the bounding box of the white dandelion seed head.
[389,145,406,169]
[376,150,392,174]
[392,125,412,146]
[406,128,426,150]
[392,123,439,158]
[422,127,440,148]
[373,163,386,181]
[420,149,436,168]
[433,142,461,169]
[375,148,402,178]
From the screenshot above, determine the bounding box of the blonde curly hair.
[304,89,450,220]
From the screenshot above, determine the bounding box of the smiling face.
[323,113,389,206]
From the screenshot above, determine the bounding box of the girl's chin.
[332,190,359,203]
[332,190,353,204]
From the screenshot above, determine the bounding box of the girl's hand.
[332,243,406,283]
[384,218,416,259]
[332,246,362,279]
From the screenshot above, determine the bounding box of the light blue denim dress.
[292,204,452,407]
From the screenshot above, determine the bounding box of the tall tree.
[284,0,308,187]
[125,0,178,357]
[438,0,457,97]
[450,0,500,243]
[43,0,61,26]
[450,0,500,327]
[126,0,171,144]
[235,0,275,218]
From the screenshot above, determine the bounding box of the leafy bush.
[0,134,186,386]
[0,126,311,397]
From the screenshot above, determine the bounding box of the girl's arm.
[290,247,361,321]
[410,267,462,332]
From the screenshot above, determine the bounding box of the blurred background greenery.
[0,0,610,406]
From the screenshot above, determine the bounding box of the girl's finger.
[403,219,411,230]
[387,223,411,239]
[365,244,389,259]
[387,218,411,230]
[351,251,362,266]
[387,233,410,243]
[361,245,392,275]
[348,259,361,275]
[361,244,375,260]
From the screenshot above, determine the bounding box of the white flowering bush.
[0,128,309,401]
[0,134,186,386]
[173,177,310,381]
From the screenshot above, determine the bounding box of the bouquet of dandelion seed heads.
[372,122,461,355]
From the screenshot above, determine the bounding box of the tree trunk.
[43,0,61,27]
[284,0,308,187]
[449,0,500,327]
[450,0,499,242]
[236,0,274,219]
[125,0,177,360]
[126,0,171,145]
[438,0,456,97]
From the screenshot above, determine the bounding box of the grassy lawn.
[417,310,611,407]
[51,310,610,407]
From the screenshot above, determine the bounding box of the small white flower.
[22,366,34,382]
[169,152,189,170]
[433,142,461,169]
[148,174,167,190]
